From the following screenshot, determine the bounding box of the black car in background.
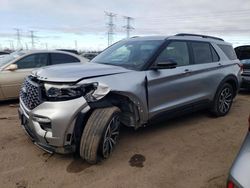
[0,51,10,55]
[235,45,250,89]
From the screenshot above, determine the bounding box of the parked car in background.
[0,51,10,56]
[19,34,241,164]
[0,51,10,59]
[0,50,88,100]
[81,52,100,60]
[235,45,250,89]
[227,115,250,188]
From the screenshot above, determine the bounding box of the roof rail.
[175,33,224,41]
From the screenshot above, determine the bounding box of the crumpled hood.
[32,63,132,82]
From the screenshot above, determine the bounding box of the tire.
[80,106,121,164]
[210,83,234,117]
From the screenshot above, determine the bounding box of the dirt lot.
[0,92,250,188]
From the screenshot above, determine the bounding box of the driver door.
[0,53,48,99]
[146,41,199,119]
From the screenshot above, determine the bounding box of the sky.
[0,0,250,51]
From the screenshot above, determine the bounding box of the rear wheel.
[80,106,120,164]
[210,83,234,117]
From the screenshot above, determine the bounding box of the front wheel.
[80,106,121,164]
[210,83,234,117]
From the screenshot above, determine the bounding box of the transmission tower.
[123,16,134,38]
[105,11,116,46]
[14,28,22,49]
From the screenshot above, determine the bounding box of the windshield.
[92,39,164,70]
[0,51,26,68]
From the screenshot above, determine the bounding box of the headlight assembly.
[44,82,110,102]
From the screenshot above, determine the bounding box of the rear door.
[0,53,48,99]
[187,41,223,100]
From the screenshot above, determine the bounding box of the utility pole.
[25,43,29,50]
[105,11,116,46]
[123,16,134,38]
[30,30,35,49]
[14,28,22,49]
[74,40,78,50]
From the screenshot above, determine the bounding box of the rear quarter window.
[50,53,80,65]
[218,45,237,60]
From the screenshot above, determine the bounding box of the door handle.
[218,63,222,66]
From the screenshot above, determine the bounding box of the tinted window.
[15,53,48,69]
[191,42,213,64]
[50,53,80,65]
[218,45,237,60]
[156,41,190,66]
[235,47,250,60]
[211,46,220,62]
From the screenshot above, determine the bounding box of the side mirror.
[152,59,177,69]
[5,64,18,71]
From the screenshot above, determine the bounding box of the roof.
[15,50,89,62]
[127,33,231,45]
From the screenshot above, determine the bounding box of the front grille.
[20,77,43,110]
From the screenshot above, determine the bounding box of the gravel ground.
[0,92,249,188]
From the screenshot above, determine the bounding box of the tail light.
[227,180,235,188]
[237,63,243,74]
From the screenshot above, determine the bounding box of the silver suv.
[19,34,242,164]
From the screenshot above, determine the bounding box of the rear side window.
[218,45,237,60]
[50,53,80,65]
[191,42,219,64]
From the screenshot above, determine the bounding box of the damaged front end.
[18,75,112,154]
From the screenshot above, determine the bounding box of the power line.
[123,16,134,38]
[105,11,116,46]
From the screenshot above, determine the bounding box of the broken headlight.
[44,82,110,102]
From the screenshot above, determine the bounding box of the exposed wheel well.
[89,92,140,128]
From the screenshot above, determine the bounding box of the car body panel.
[0,68,33,99]
[229,133,250,188]
[33,62,132,82]
[82,71,149,124]
[19,95,90,153]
